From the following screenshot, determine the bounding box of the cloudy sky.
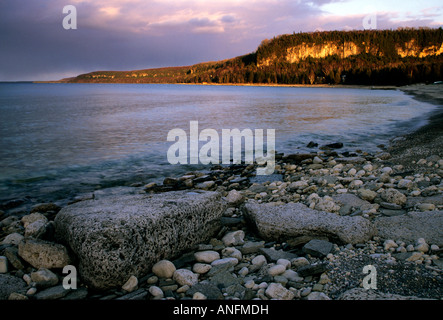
[1,0,442,81]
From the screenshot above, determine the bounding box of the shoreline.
[389,84,443,170]
[35,80,400,91]
[1,82,442,301]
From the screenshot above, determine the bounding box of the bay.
[0,83,436,208]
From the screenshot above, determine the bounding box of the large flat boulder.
[244,201,376,244]
[374,210,443,246]
[54,190,226,290]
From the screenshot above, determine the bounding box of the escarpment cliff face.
[259,40,443,67]
[396,39,443,58]
[65,28,443,86]
[257,30,443,67]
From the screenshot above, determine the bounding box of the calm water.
[0,83,437,208]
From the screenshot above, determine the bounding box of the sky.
[1,0,442,81]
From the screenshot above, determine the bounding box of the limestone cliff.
[258,37,443,67]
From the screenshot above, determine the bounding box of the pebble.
[148,286,164,298]
[222,230,245,246]
[31,268,59,288]
[406,252,424,262]
[121,275,138,293]
[173,269,199,286]
[251,255,267,266]
[194,250,220,263]
[1,145,442,301]
[26,287,37,295]
[0,256,8,273]
[147,276,158,284]
[192,263,212,274]
[152,260,176,278]
[300,287,312,297]
[268,264,286,276]
[265,283,295,300]
[292,257,310,268]
[176,285,190,293]
[306,292,331,300]
[383,240,398,251]
[193,292,207,300]
[276,258,291,269]
[238,266,249,277]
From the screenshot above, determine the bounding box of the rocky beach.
[0,84,442,302]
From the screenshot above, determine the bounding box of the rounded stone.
[251,255,267,266]
[121,275,138,293]
[173,269,199,286]
[194,251,220,264]
[152,260,176,279]
[192,263,212,274]
[221,230,245,246]
[193,292,207,300]
[268,264,286,276]
[148,285,164,298]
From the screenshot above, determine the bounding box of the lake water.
[0,83,437,208]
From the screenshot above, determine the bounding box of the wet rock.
[333,193,373,214]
